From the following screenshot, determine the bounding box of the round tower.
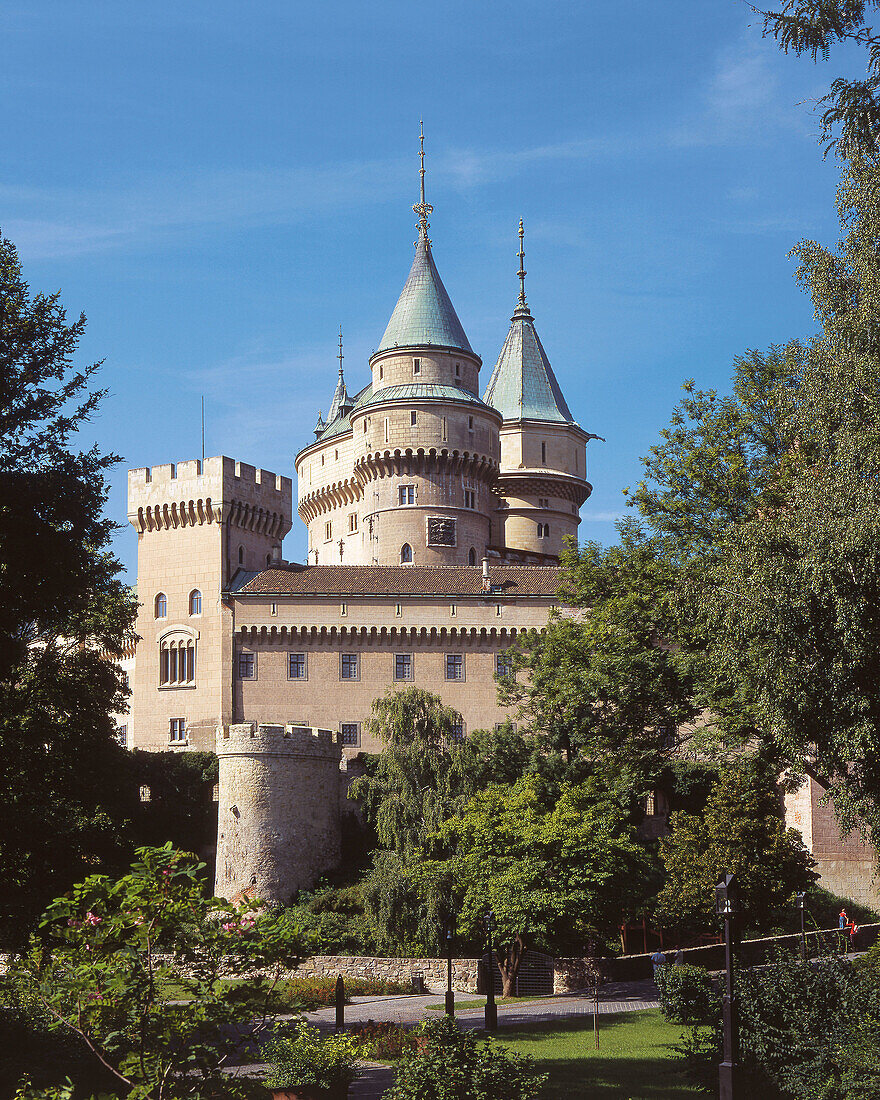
[214,722,342,905]
[483,222,595,561]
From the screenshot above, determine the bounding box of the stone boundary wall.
[294,954,482,994]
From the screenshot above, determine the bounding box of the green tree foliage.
[10,844,307,1099]
[753,0,880,156]
[350,687,464,857]
[387,1016,547,1100]
[655,758,815,934]
[0,232,137,942]
[498,523,699,793]
[431,776,653,994]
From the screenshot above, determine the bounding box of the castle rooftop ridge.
[128,456,291,494]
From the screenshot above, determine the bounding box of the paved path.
[305,978,660,1031]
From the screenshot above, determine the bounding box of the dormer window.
[413,358,421,375]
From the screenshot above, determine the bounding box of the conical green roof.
[483,303,574,424]
[377,236,473,354]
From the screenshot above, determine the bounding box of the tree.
[349,687,465,858]
[0,232,137,941]
[752,0,880,156]
[654,757,815,934]
[497,523,700,795]
[430,776,653,995]
[9,844,307,1098]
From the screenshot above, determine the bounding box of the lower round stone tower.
[214,722,342,905]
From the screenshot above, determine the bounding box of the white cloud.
[580,510,622,523]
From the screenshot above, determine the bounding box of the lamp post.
[485,911,498,1032]
[445,927,455,1018]
[715,874,741,1100]
[796,892,807,960]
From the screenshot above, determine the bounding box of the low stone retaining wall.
[295,954,482,994]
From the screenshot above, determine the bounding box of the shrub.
[262,1021,360,1091]
[655,963,718,1025]
[386,1016,547,1100]
[350,1019,421,1060]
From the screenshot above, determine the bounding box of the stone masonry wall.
[293,954,482,994]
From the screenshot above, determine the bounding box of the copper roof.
[233,564,562,597]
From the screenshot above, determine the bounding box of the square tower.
[127,457,292,751]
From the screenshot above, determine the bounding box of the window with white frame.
[325,521,332,541]
[169,718,186,743]
[400,543,413,563]
[189,589,202,615]
[340,654,359,680]
[155,592,167,619]
[238,652,255,680]
[398,484,415,505]
[413,357,421,375]
[495,652,513,678]
[445,653,464,681]
[537,523,550,538]
[348,513,358,533]
[115,724,128,746]
[288,653,307,679]
[463,487,476,509]
[449,713,464,742]
[341,723,360,746]
[394,653,413,681]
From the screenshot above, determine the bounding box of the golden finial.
[337,325,344,377]
[412,119,433,244]
[517,219,528,309]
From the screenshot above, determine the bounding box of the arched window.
[468,547,476,566]
[159,639,196,686]
[155,593,167,619]
[400,543,413,564]
[189,589,201,616]
[238,546,244,564]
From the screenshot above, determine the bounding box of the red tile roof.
[234,564,562,598]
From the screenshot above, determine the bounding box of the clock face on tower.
[427,517,456,546]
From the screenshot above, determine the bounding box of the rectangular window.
[495,653,512,678]
[341,723,360,746]
[445,653,464,681]
[394,653,413,681]
[496,604,502,616]
[441,416,447,442]
[288,653,307,680]
[340,603,347,616]
[169,718,186,742]
[541,441,547,463]
[270,602,278,616]
[348,513,358,533]
[468,416,474,430]
[116,724,128,746]
[450,714,464,742]
[185,645,195,681]
[340,654,359,680]
[413,357,421,375]
[325,521,332,541]
[384,418,389,443]
[238,652,255,680]
[398,484,415,505]
[538,497,549,509]
[455,362,461,377]
[464,489,475,509]
[495,721,517,733]
[395,603,402,617]
[411,411,417,426]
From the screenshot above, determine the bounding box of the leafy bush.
[350,1019,421,1060]
[655,963,718,1025]
[386,1016,547,1100]
[262,1021,360,1090]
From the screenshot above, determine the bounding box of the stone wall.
[294,954,482,994]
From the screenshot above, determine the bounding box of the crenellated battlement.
[128,456,293,538]
[216,722,340,759]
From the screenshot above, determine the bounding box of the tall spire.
[337,325,344,378]
[412,120,433,244]
[326,327,349,423]
[517,219,528,309]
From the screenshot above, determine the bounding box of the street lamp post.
[715,874,741,1100]
[485,911,498,1032]
[796,892,807,960]
[445,928,455,1018]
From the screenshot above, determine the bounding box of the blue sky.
[2,1,864,578]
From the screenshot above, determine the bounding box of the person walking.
[839,909,849,955]
[651,948,667,980]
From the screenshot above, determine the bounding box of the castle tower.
[214,722,342,904]
[127,457,292,751]
[483,222,593,560]
[295,126,501,567]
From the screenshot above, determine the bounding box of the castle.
[122,139,877,911]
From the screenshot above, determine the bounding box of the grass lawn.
[498,1009,701,1100]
